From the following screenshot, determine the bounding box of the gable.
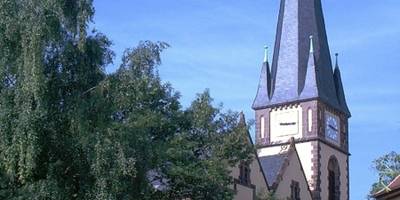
[274,148,312,200]
[258,140,312,200]
[231,152,269,200]
[231,113,269,199]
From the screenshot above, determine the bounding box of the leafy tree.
[151,91,254,200]
[0,1,255,199]
[0,0,111,199]
[85,41,183,200]
[369,151,400,197]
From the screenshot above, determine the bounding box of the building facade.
[232,0,351,199]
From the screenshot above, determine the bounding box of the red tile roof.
[374,175,400,198]
[388,175,400,190]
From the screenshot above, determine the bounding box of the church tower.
[253,0,351,199]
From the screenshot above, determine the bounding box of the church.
[231,0,351,199]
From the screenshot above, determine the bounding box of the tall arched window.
[307,108,313,132]
[260,116,265,138]
[328,156,340,200]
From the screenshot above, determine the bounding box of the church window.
[308,108,313,132]
[290,180,300,200]
[328,156,340,200]
[239,162,251,186]
[342,122,346,133]
[260,116,265,138]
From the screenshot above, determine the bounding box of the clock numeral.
[325,112,339,143]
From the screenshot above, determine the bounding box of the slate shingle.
[253,0,350,115]
[259,153,288,188]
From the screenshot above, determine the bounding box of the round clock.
[325,113,339,142]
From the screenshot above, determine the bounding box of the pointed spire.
[258,0,344,113]
[333,54,351,117]
[300,35,318,98]
[253,46,272,109]
[264,45,269,63]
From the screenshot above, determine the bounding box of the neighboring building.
[232,0,352,199]
[259,138,313,200]
[373,175,400,200]
[231,113,269,200]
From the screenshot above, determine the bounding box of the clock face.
[325,112,339,143]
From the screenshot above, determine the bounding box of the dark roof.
[253,0,350,115]
[299,36,318,100]
[333,60,351,116]
[258,139,313,198]
[252,61,271,109]
[259,153,288,188]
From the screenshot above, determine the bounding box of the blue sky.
[92,0,400,199]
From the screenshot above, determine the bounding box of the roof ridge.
[388,175,400,189]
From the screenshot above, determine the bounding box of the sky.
[92,0,400,199]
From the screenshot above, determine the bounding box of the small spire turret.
[333,53,351,116]
[299,35,318,98]
[252,46,272,109]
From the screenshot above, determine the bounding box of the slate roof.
[299,36,318,100]
[253,0,350,116]
[259,152,288,188]
[252,61,271,109]
[333,57,351,116]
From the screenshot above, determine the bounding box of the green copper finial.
[309,35,314,53]
[264,45,268,63]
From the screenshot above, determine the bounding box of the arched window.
[290,180,300,200]
[307,108,313,132]
[328,156,340,200]
[260,116,265,138]
[239,162,251,186]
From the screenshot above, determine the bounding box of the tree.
[0,0,112,199]
[85,41,183,200]
[151,91,254,200]
[369,151,400,197]
[0,1,254,199]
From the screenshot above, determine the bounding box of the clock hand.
[328,125,338,131]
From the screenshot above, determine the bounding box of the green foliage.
[0,0,107,199]
[153,91,254,200]
[86,41,182,200]
[369,151,400,197]
[0,1,254,199]
[256,189,279,200]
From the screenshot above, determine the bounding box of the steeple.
[253,0,348,113]
[300,35,318,99]
[252,46,272,109]
[252,3,351,200]
[333,54,351,116]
